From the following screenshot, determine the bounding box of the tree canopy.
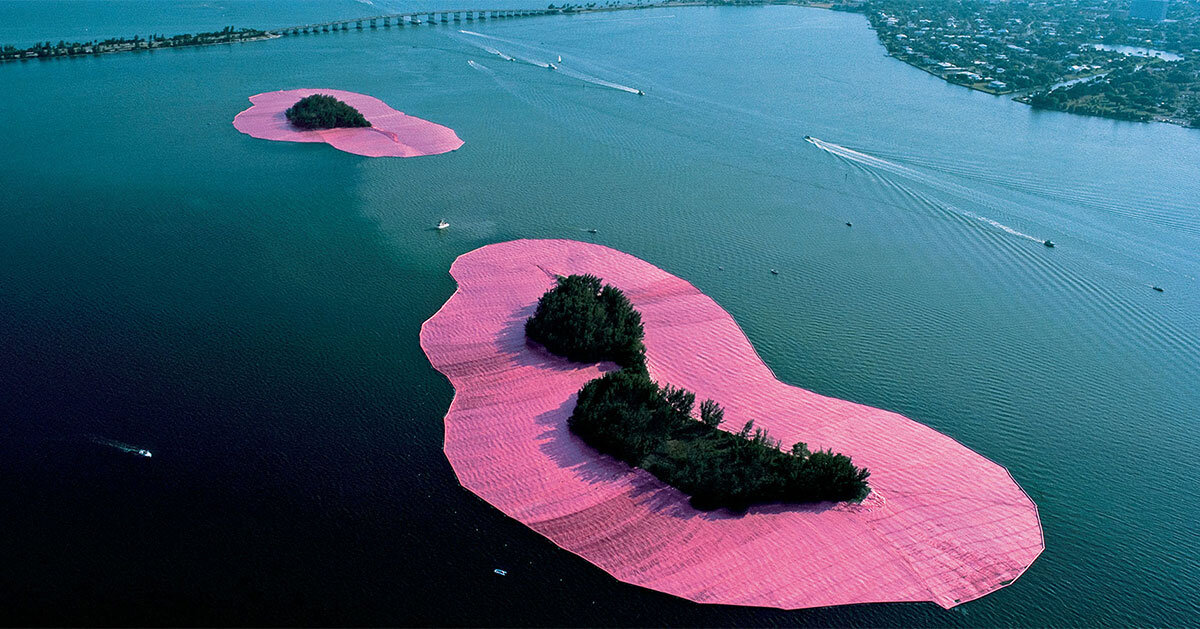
[525,274,645,369]
[527,274,870,511]
[284,94,371,130]
[571,370,870,511]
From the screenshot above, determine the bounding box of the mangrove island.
[526,273,870,511]
[284,94,371,129]
[422,239,1044,609]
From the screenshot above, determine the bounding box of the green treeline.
[526,274,870,511]
[1028,61,1200,126]
[525,274,645,368]
[1,27,268,61]
[284,94,372,130]
[572,370,871,510]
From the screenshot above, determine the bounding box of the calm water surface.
[1,2,1198,626]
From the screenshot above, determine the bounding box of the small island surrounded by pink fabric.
[232,89,463,158]
[420,239,1043,610]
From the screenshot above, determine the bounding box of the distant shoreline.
[1,29,278,63]
[8,0,1188,130]
[0,1,843,64]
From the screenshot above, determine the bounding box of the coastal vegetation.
[527,274,870,511]
[866,0,1200,127]
[0,27,270,61]
[1026,59,1200,126]
[284,94,372,130]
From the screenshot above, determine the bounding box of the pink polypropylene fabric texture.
[232,89,464,157]
[420,239,1043,610]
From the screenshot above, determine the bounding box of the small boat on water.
[1043,240,1055,248]
[636,90,645,96]
[557,55,562,63]
[437,220,450,230]
[548,63,557,70]
[587,228,598,234]
[136,449,152,458]
[1153,286,1164,292]
[770,269,779,275]
[846,222,853,227]
[493,568,507,576]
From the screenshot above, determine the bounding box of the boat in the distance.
[1153,286,1164,292]
[548,63,557,70]
[437,220,450,230]
[493,568,507,576]
[1043,240,1055,247]
[136,449,152,458]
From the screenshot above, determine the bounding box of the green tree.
[285,94,372,130]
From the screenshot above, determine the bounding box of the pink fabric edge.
[420,238,1044,611]
[231,88,464,158]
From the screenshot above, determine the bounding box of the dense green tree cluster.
[285,94,372,130]
[571,370,871,511]
[1028,60,1200,125]
[527,274,870,511]
[525,274,646,368]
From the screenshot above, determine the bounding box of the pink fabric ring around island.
[420,239,1043,610]
[232,89,463,157]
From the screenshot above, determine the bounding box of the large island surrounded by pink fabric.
[420,239,1043,610]
[232,89,463,158]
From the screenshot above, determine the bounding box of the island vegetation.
[525,274,645,368]
[284,94,372,130]
[526,273,870,511]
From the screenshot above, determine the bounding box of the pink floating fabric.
[421,239,1043,610]
[232,89,463,157]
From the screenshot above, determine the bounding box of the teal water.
[1,3,1198,626]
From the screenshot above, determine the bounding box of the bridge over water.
[276,8,563,35]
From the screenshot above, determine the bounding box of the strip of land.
[864,0,1200,127]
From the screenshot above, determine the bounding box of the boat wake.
[459,30,642,94]
[806,137,1046,244]
[557,66,642,94]
[92,436,152,458]
[481,46,514,62]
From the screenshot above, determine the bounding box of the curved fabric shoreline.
[420,239,1043,610]
[232,89,463,157]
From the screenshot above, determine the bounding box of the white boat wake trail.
[480,46,513,62]
[459,30,641,94]
[92,436,152,457]
[556,67,641,94]
[806,137,1045,243]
